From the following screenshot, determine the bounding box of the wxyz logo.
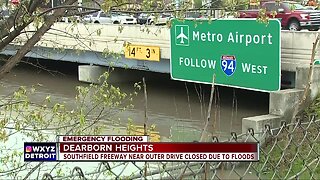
[32,146,56,153]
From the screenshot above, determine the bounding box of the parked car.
[59,16,81,23]
[184,11,208,20]
[111,13,137,24]
[83,14,93,23]
[305,6,318,10]
[82,11,137,25]
[147,13,173,25]
[90,11,113,24]
[137,13,149,25]
[238,1,320,31]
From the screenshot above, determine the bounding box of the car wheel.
[288,20,301,31]
[113,21,120,24]
[308,27,319,31]
[94,21,100,24]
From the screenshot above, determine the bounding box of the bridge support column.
[78,65,147,84]
[78,65,106,84]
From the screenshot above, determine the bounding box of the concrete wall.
[242,65,320,143]
[9,23,320,72]
[12,23,171,59]
[281,31,320,72]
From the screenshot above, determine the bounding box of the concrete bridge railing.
[10,23,320,72]
[13,23,171,59]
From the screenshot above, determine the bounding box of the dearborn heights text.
[60,143,154,152]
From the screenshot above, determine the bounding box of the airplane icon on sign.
[177,27,188,44]
[175,25,189,46]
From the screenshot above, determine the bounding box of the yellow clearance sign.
[124,44,160,61]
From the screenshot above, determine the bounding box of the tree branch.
[37,5,100,17]
[0,0,41,40]
[0,21,33,51]
[0,0,78,79]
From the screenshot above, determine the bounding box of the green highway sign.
[170,19,281,92]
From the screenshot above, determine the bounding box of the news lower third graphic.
[24,142,57,161]
[23,136,260,162]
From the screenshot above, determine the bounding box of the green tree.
[223,0,248,10]
[210,0,224,8]
[194,0,202,8]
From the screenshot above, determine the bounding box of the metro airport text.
[192,31,273,47]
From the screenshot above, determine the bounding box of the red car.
[238,1,320,31]
[11,0,19,5]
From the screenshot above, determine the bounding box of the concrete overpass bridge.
[2,22,320,137]
[2,23,320,82]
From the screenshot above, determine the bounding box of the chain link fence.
[39,116,320,180]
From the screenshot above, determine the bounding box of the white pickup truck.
[84,11,137,25]
[111,13,137,24]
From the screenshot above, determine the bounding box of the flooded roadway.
[0,58,269,141]
[0,58,268,179]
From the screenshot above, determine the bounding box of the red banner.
[59,142,258,153]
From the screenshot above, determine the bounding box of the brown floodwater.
[0,58,269,141]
